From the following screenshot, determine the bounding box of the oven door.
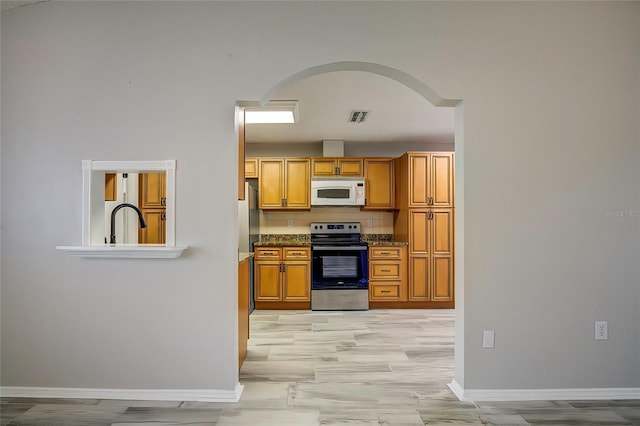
[311,245,369,289]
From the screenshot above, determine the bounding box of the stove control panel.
[311,222,361,234]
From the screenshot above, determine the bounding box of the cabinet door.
[282,261,310,301]
[139,210,165,244]
[284,159,310,209]
[364,159,394,209]
[431,209,453,256]
[255,262,282,301]
[409,256,429,300]
[245,158,258,178]
[338,159,363,176]
[259,159,284,209]
[431,256,453,301]
[311,158,337,176]
[409,154,429,207]
[409,210,429,256]
[139,172,166,209]
[430,153,454,207]
[105,173,117,201]
[431,208,454,301]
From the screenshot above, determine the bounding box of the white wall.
[1,1,638,395]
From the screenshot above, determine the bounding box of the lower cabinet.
[408,209,454,303]
[368,245,407,304]
[254,247,311,309]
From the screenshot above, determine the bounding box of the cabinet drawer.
[369,247,402,259]
[255,248,282,260]
[370,262,402,280]
[283,247,310,260]
[370,283,401,300]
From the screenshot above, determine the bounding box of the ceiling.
[246,71,455,145]
[1,1,455,145]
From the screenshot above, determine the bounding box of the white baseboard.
[0,383,244,403]
[448,379,640,402]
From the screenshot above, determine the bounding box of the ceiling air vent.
[349,111,369,123]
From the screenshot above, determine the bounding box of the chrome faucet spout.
[110,203,147,244]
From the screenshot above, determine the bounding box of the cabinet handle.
[335,166,340,175]
[290,252,303,256]
[381,290,391,293]
[380,252,391,255]
[280,264,285,272]
[282,198,288,207]
[381,269,391,273]
[428,196,433,205]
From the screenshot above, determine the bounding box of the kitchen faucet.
[109,203,147,244]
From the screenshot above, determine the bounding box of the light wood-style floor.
[1,309,639,425]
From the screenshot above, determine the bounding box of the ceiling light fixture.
[245,100,300,124]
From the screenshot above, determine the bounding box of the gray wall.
[2,1,638,393]
[246,141,455,158]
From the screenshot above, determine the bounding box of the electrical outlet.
[367,219,373,227]
[287,219,293,228]
[482,330,495,349]
[595,321,608,340]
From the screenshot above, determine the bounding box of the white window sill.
[56,245,188,259]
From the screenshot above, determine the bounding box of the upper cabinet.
[245,158,258,178]
[398,152,454,208]
[311,158,363,177]
[363,158,394,210]
[139,172,166,209]
[259,158,310,210]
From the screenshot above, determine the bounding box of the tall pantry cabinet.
[394,152,454,307]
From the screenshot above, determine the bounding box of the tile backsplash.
[260,207,394,235]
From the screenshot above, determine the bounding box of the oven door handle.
[312,245,368,251]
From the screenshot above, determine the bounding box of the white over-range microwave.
[311,178,365,206]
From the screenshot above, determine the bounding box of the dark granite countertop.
[254,234,407,247]
[367,241,409,246]
[253,242,311,247]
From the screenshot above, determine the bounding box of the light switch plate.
[482,330,495,349]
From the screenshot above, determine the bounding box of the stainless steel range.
[310,222,369,311]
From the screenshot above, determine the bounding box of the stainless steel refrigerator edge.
[238,180,259,312]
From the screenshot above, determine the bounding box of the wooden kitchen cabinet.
[254,247,311,309]
[138,172,166,244]
[311,158,363,177]
[259,158,310,209]
[139,172,166,209]
[105,173,117,201]
[406,208,454,302]
[393,151,454,308]
[138,209,166,244]
[397,152,454,208]
[368,245,407,304]
[363,158,394,210]
[245,158,258,178]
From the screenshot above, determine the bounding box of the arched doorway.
[236,60,465,393]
